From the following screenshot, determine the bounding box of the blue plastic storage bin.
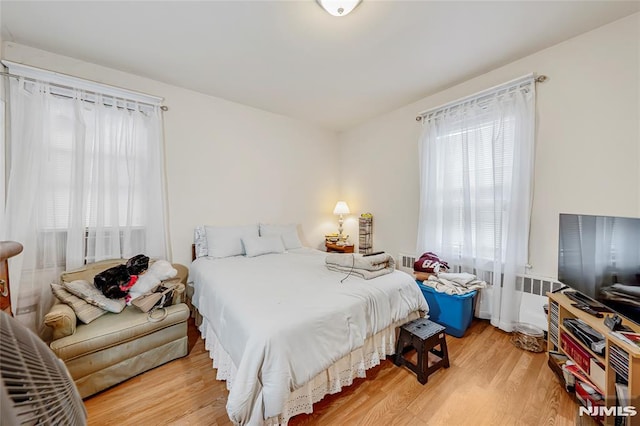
[416,281,476,337]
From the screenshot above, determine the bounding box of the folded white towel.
[436,272,477,285]
[326,264,393,280]
[426,273,487,295]
[325,253,395,272]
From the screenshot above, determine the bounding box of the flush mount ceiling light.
[316,0,362,17]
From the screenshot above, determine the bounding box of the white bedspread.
[190,248,428,425]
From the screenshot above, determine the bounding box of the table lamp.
[333,201,350,239]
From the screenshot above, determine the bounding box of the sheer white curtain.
[3,77,168,333]
[416,76,535,332]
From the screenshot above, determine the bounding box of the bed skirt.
[198,310,421,425]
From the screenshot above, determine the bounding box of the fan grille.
[0,312,86,425]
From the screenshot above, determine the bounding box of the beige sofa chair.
[44,259,190,398]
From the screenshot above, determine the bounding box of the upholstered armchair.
[44,259,190,398]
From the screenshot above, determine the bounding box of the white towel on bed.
[325,252,395,271]
[326,264,393,280]
[325,253,395,280]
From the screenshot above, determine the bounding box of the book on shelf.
[615,383,630,426]
[575,380,604,423]
[560,332,593,374]
[589,359,606,392]
[619,331,640,348]
[549,352,574,392]
[564,363,604,396]
[609,358,629,379]
[615,382,629,406]
[611,331,640,349]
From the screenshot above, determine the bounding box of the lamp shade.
[316,0,362,17]
[333,201,350,215]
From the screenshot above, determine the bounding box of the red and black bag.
[414,252,449,273]
[94,254,150,299]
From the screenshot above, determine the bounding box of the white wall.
[340,13,639,276]
[2,13,639,327]
[339,14,640,325]
[0,33,5,231]
[2,42,341,266]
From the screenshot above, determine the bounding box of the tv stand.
[547,291,640,426]
[564,290,605,308]
[564,291,613,313]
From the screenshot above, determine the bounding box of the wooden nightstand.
[325,242,354,253]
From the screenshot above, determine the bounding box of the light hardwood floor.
[84,318,580,425]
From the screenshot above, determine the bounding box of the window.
[432,115,516,263]
[416,75,536,331]
[3,60,168,331]
[33,92,150,265]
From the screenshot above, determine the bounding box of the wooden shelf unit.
[358,216,373,255]
[547,291,640,426]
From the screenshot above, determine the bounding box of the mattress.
[190,248,428,425]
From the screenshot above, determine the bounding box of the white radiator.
[398,252,560,330]
[517,274,564,295]
[517,273,563,331]
[399,252,562,292]
[397,253,416,274]
[36,227,146,267]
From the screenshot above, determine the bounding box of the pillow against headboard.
[242,235,285,257]
[259,223,303,250]
[205,224,259,258]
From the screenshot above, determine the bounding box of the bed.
[189,225,428,425]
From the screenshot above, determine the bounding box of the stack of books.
[549,302,559,347]
[325,233,348,244]
[609,344,629,380]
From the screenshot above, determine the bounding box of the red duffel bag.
[414,252,449,273]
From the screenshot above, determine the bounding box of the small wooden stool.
[394,317,450,384]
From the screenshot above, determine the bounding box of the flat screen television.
[558,213,640,326]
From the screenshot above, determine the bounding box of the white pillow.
[205,225,259,258]
[51,283,108,324]
[259,223,303,250]
[63,280,126,313]
[242,235,285,258]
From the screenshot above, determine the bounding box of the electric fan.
[0,311,87,425]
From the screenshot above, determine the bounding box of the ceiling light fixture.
[316,0,362,17]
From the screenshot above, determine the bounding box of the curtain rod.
[415,73,547,122]
[0,70,169,111]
